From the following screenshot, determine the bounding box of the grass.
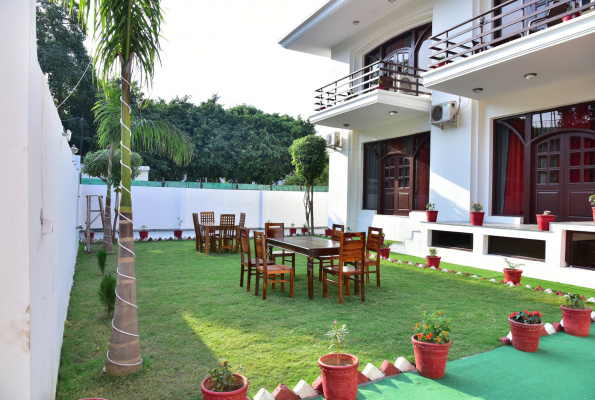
[56,241,595,399]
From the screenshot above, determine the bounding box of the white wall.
[79,184,329,231]
[0,1,80,398]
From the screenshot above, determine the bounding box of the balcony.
[311,60,431,130]
[421,0,595,99]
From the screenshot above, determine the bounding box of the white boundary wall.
[79,184,329,232]
[0,1,80,398]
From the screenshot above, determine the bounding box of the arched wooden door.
[531,132,595,222]
[380,153,413,216]
[382,48,415,95]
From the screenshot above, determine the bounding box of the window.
[431,231,473,251]
[488,236,546,261]
[567,231,595,270]
[363,132,430,214]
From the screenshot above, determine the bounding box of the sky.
[88,0,335,123]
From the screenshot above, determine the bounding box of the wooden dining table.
[266,236,340,300]
[199,222,240,255]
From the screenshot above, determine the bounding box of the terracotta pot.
[301,228,308,234]
[139,230,149,239]
[84,232,95,239]
[426,210,438,222]
[380,247,390,259]
[325,228,332,237]
[174,230,183,239]
[201,373,249,400]
[318,353,359,400]
[412,335,451,379]
[470,211,485,226]
[561,305,592,337]
[536,214,555,231]
[508,318,543,352]
[289,228,296,235]
[562,13,578,22]
[426,256,441,269]
[592,207,595,223]
[503,268,523,285]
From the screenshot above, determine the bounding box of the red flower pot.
[470,212,485,226]
[174,230,183,239]
[411,335,451,379]
[503,268,523,285]
[325,228,332,237]
[562,13,578,22]
[380,247,390,259]
[201,374,249,400]
[592,207,595,223]
[289,228,297,235]
[536,214,555,231]
[426,256,441,269]
[318,353,359,400]
[139,231,149,239]
[84,232,95,239]
[561,305,592,337]
[301,228,308,234]
[508,318,543,352]
[426,210,438,222]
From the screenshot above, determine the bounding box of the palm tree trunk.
[102,141,115,252]
[105,56,142,375]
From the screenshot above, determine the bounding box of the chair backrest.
[239,213,246,228]
[367,227,383,253]
[265,222,285,239]
[192,213,200,234]
[239,227,251,263]
[253,231,268,272]
[220,214,236,239]
[338,231,366,266]
[200,212,215,225]
[331,224,344,242]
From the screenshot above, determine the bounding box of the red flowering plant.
[413,310,452,344]
[509,310,542,324]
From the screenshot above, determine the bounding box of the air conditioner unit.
[396,74,413,94]
[430,101,458,129]
[325,132,341,149]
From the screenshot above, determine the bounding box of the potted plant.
[325,227,333,237]
[508,310,543,352]
[380,232,386,246]
[84,231,95,239]
[379,240,391,259]
[470,202,485,226]
[412,310,452,379]
[377,78,386,90]
[561,293,592,337]
[562,2,578,21]
[536,210,555,231]
[426,203,438,222]
[301,223,308,235]
[201,361,249,400]
[318,321,359,400]
[503,258,524,285]
[174,217,183,239]
[139,225,149,239]
[426,248,441,269]
[289,223,297,236]
[590,193,595,223]
[433,55,446,68]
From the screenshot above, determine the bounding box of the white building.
[280,0,595,288]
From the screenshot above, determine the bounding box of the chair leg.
[247,266,252,292]
[290,271,294,298]
[255,272,260,296]
[339,276,343,305]
[366,266,370,283]
[377,263,381,288]
[281,274,285,292]
[345,277,350,296]
[323,270,328,298]
[240,264,245,287]
[292,254,295,270]
[319,260,323,282]
[360,274,365,302]
[262,277,267,300]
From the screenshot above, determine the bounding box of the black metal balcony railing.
[428,0,594,69]
[314,60,428,111]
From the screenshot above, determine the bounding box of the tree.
[289,135,328,234]
[284,159,329,187]
[59,0,166,375]
[81,149,143,185]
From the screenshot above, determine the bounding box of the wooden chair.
[200,211,218,251]
[235,212,246,253]
[239,228,274,292]
[216,214,236,254]
[265,223,296,270]
[253,231,294,300]
[323,231,366,305]
[192,213,205,252]
[317,224,344,281]
[363,227,382,287]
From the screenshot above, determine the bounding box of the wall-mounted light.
[524,73,537,80]
[352,21,359,25]
[70,144,79,155]
[389,0,396,2]
[389,111,398,115]
[472,88,483,93]
[343,124,350,128]
[62,129,72,141]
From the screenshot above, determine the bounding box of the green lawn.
[57,241,595,400]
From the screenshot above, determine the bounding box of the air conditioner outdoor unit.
[396,74,413,94]
[430,101,458,129]
[325,132,341,149]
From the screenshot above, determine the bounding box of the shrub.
[413,310,451,344]
[98,273,117,317]
[96,249,108,275]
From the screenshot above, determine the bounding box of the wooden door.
[532,135,563,221]
[381,156,396,215]
[394,156,413,215]
[565,133,595,221]
[382,48,414,94]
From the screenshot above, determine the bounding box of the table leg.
[307,256,314,300]
[205,227,210,255]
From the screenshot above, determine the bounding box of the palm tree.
[94,81,193,252]
[60,0,167,375]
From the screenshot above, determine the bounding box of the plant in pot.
[301,223,308,235]
[379,240,391,259]
[562,2,578,21]
[318,321,359,400]
[426,202,438,222]
[561,293,592,337]
[84,231,95,239]
[433,54,446,68]
[536,210,555,231]
[508,310,543,352]
[412,310,452,379]
[426,248,441,269]
[289,223,297,236]
[377,78,386,90]
[380,232,386,246]
[590,193,595,223]
[139,225,149,239]
[470,202,485,226]
[325,227,333,237]
[503,258,524,285]
[201,361,248,400]
[174,217,183,239]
